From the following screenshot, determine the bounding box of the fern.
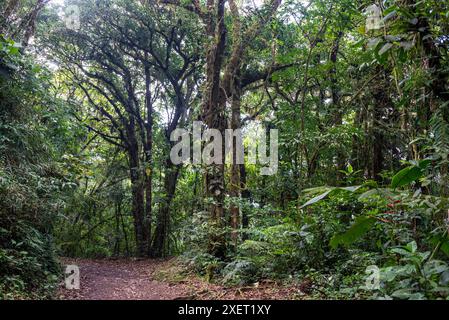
[430,105,449,156]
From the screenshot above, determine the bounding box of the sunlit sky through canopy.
[50,0,299,9]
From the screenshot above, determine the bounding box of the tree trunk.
[127,119,149,257]
[143,62,153,256]
[151,161,179,257]
[114,202,120,256]
[229,77,242,247]
[240,163,250,241]
[202,0,227,259]
[371,70,391,182]
[330,32,345,182]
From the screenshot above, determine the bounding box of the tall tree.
[45,0,201,256]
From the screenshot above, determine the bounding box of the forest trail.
[57,258,299,300]
[58,259,192,300]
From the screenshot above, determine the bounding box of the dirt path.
[57,258,301,300]
[58,258,191,300]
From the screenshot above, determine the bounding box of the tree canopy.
[1,0,449,300]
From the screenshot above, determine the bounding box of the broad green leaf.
[340,185,362,192]
[300,190,332,209]
[330,216,376,249]
[358,188,394,200]
[423,260,448,276]
[440,270,449,286]
[358,189,379,200]
[391,248,411,256]
[406,241,418,253]
[391,288,415,299]
[418,159,432,169]
[378,43,393,56]
[382,10,397,22]
[368,38,381,49]
[391,166,423,189]
[300,186,362,209]
[347,163,353,174]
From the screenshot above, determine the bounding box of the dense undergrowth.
[2,0,449,301]
[0,36,74,299]
[179,166,449,299]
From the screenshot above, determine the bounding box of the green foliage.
[372,241,449,300]
[0,36,75,298]
[391,159,431,189]
[222,259,258,286]
[330,216,377,249]
[0,222,60,299]
[2,0,449,301]
[300,185,362,208]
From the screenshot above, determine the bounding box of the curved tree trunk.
[151,161,179,257]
